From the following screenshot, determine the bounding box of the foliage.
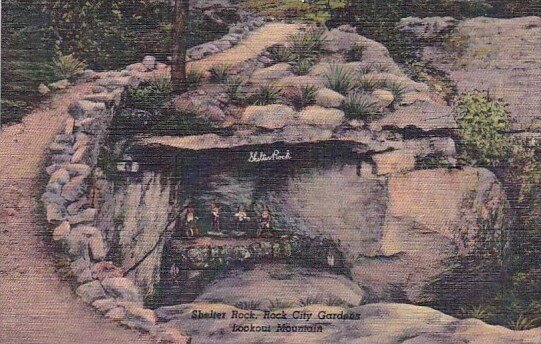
[288,26,326,60]
[225,76,247,103]
[384,80,406,106]
[455,91,511,167]
[345,44,365,62]
[187,69,203,90]
[267,44,294,63]
[341,91,379,119]
[508,314,540,331]
[51,54,86,80]
[283,85,318,110]
[125,75,172,111]
[458,305,491,322]
[251,84,283,105]
[209,64,231,83]
[356,76,385,92]
[149,72,172,94]
[242,0,347,23]
[291,57,315,76]
[324,64,356,95]
[299,295,326,306]
[325,296,348,307]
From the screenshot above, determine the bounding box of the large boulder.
[398,16,458,42]
[101,277,143,304]
[241,104,297,129]
[315,88,345,108]
[249,63,295,85]
[297,106,345,128]
[370,102,457,132]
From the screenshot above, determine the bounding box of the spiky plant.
[341,91,379,118]
[252,83,282,105]
[267,44,294,63]
[187,69,203,89]
[52,54,86,80]
[209,64,231,82]
[325,296,348,307]
[284,85,318,110]
[288,26,326,60]
[384,80,406,105]
[234,300,261,310]
[458,305,491,322]
[299,295,326,306]
[508,314,540,330]
[225,75,246,103]
[324,64,356,95]
[291,57,315,75]
[269,299,295,310]
[356,75,385,92]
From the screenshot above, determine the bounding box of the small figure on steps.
[257,204,272,237]
[235,205,249,232]
[210,202,221,232]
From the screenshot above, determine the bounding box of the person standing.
[210,202,221,232]
[257,204,272,237]
[234,205,248,232]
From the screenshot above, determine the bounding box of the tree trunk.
[171,0,188,93]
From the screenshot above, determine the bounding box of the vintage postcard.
[1,1,541,343]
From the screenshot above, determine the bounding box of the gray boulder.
[76,280,106,304]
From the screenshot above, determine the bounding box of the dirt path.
[0,22,301,344]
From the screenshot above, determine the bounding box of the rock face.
[397,16,458,41]
[401,16,541,131]
[193,264,365,310]
[241,104,297,129]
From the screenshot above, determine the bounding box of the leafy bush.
[283,85,318,110]
[508,314,540,331]
[251,84,282,105]
[459,305,491,322]
[455,91,511,166]
[341,91,379,118]
[324,64,356,95]
[209,64,231,82]
[52,54,86,80]
[345,44,365,62]
[149,72,172,94]
[125,86,167,111]
[225,76,247,103]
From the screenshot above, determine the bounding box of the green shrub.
[187,69,203,89]
[455,91,511,166]
[225,76,247,103]
[125,86,167,111]
[324,64,356,95]
[251,84,282,105]
[356,76,385,92]
[458,305,491,322]
[52,54,86,80]
[341,91,378,118]
[209,64,231,82]
[267,44,294,63]
[288,26,326,60]
[291,57,315,75]
[384,80,406,105]
[284,85,318,110]
[149,72,171,94]
[345,44,365,62]
[508,314,540,331]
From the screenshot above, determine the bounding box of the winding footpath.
[0,23,301,344]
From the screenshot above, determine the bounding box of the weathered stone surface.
[61,175,86,202]
[63,163,91,177]
[92,298,118,314]
[69,208,97,225]
[50,168,70,185]
[241,104,297,129]
[76,280,106,304]
[49,142,72,154]
[67,197,89,216]
[46,203,66,223]
[401,92,439,105]
[187,43,221,60]
[49,79,69,90]
[297,106,345,128]
[118,301,157,325]
[38,83,50,95]
[52,221,70,241]
[249,63,294,84]
[92,261,123,281]
[92,85,107,93]
[371,102,457,132]
[84,89,123,106]
[89,233,107,261]
[73,133,90,151]
[101,277,143,304]
[96,76,140,89]
[105,307,127,321]
[372,150,416,175]
[71,146,88,164]
[398,16,458,41]
[321,28,362,53]
[125,63,148,73]
[315,88,345,108]
[68,100,106,119]
[372,89,395,108]
[71,257,93,283]
[64,117,75,135]
[66,226,93,258]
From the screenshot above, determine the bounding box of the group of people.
[178,202,273,238]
